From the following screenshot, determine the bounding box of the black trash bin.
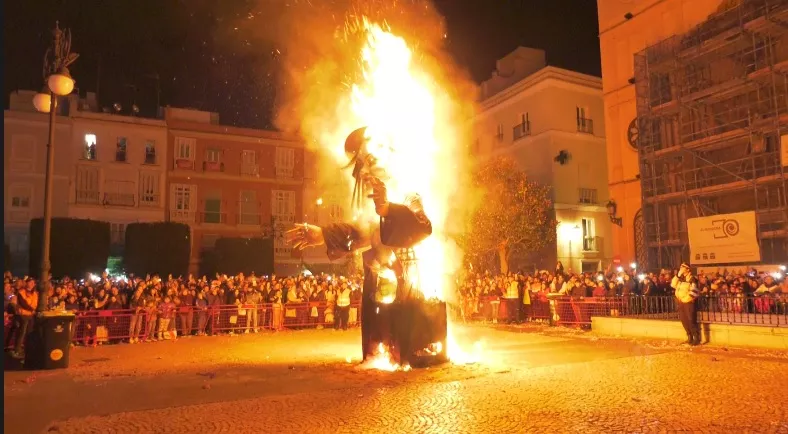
[24,311,75,370]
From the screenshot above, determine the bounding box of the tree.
[124,222,191,278]
[462,156,557,274]
[29,218,111,279]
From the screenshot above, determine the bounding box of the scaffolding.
[634,0,788,269]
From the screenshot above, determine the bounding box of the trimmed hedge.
[201,237,274,276]
[124,222,191,278]
[29,218,111,279]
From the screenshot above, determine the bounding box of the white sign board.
[687,211,761,265]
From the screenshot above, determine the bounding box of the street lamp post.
[33,22,79,312]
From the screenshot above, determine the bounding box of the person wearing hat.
[285,126,434,364]
[671,263,701,345]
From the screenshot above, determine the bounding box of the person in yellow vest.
[671,263,701,345]
[505,276,519,324]
[336,284,351,330]
[12,279,39,358]
[522,277,532,322]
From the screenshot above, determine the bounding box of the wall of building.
[165,111,306,275]
[596,0,725,263]
[3,109,73,274]
[474,54,613,271]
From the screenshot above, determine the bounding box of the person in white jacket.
[671,263,701,345]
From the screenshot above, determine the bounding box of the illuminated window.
[84,134,97,160]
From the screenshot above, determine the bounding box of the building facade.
[3,91,74,274]
[164,108,306,275]
[596,0,729,266]
[68,98,168,257]
[473,47,614,273]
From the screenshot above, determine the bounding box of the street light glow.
[316,197,323,206]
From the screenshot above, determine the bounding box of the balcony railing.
[577,118,594,134]
[103,193,135,207]
[139,194,160,207]
[75,190,100,205]
[582,236,600,252]
[275,166,294,178]
[237,213,262,225]
[199,211,227,224]
[174,158,194,170]
[578,188,598,204]
[513,121,531,140]
[241,163,260,177]
[169,210,196,222]
[203,161,225,172]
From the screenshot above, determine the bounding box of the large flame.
[297,16,479,365]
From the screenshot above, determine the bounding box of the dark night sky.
[3,0,600,129]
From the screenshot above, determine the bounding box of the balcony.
[169,210,195,222]
[75,190,100,205]
[582,236,601,252]
[139,194,160,207]
[512,121,531,140]
[577,118,594,134]
[241,163,260,177]
[174,158,194,170]
[203,161,225,172]
[578,188,598,205]
[103,192,135,207]
[199,211,227,224]
[237,212,262,225]
[275,166,294,178]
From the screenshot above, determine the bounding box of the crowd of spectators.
[457,262,788,323]
[4,271,363,357]
[4,263,787,357]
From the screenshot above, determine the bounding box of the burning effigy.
[279,3,481,369]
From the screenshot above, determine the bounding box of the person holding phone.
[671,263,701,345]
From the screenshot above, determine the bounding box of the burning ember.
[367,342,411,372]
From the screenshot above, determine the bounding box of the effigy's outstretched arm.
[379,203,433,249]
[322,222,371,261]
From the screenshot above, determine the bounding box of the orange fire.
[299,16,480,366]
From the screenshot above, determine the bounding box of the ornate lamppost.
[33,22,79,311]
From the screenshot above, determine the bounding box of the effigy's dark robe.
[321,203,432,362]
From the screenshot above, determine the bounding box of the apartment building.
[164,108,306,275]
[473,47,613,273]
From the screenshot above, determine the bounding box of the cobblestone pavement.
[5,325,788,433]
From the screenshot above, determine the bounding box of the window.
[203,190,223,224]
[275,147,295,178]
[576,107,593,134]
[241,150,259,176]
[139,172,160,206]
[513,113,530,140]
[10,135,35,172]
[495,124,504,142]
[578,188,598,204]
[75,165,100,204]
[144,140,157,164]
[110,223,126,245]
[175,137,195,169]
[84,134,98,160]
[170,184,196,221]
[206,148,222,163]
[104,180,135,207]
[581,218,597,251]
[239,190,260,225]
[271,190,296,223]
[116,137,127,162]
[8,184,32,222]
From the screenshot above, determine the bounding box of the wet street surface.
[4,324,787,433]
